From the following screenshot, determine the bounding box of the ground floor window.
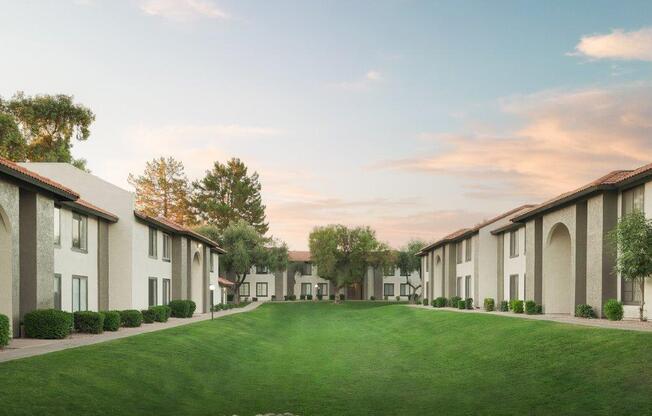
[301,282,312,296]
[622,279,642,305]
[256,282,268,297]
[400,283,410,296]
[384,283,395,297]
[72,275,87,312]
[240,282,250,297]
[465,276,471,298]
[509,274,519,301]
[162,278,171,305]
[456,276,462,297]
[317,283,328,296]
[148,277,158,307]
[54,274,61,310]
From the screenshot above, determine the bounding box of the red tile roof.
[65,198,119,222]
[0,157,78,200]
[289,250,311,262]
[218,277,234,286]
[134,210,225,253]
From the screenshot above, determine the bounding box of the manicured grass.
[1,302,651,415]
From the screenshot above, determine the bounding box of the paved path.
[0,302,262,363]
[407,304,652,332]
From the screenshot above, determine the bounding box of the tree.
[396,239,427,303]
[192,158,268,236]
[610,211,652,321]
[220,220,288,302]
[128,157,194,225]
[193,224,222,245]
[0,92,95,170]
[0,114,26,161]
[309,224,391,302]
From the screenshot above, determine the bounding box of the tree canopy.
[395,239,427,301]
[193,158,268,236]
[0,92,95,170]
[128,156,194,225]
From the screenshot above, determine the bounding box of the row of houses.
[0,160,228,337]
[418,162,652,319]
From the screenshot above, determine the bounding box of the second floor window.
[256,265,269,274]
[148,227,157,258]
[622,185,645,216]
[456,241,463,264]
[465,238,472,262]
[509,230,519,258]
[301,263,312,276]
[72,212,87,251]
[162,233,171,261]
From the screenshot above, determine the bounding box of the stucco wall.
[381,268,421,300]
[243,268,277,299]
[0,180,20,336]
[132,220,172,309]
[502,227,527,301]
[455,236,476,300]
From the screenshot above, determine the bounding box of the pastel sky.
[2,0,652,250]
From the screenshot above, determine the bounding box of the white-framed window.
[240,282,250,297]
[622,185,645,216]
[456,242,463,264]
[256,282,268,297]
[162,233,171,261]
[148,227,157,258]
[383,283,395,297]
[509,230,519,258]
[301,282,311,295]
[256,265,269,274]
[148,277,158,307]
[162,278,171,305]
[456,276,462,297]
[465,275,471,298]
[510,274,519,301]
[317,283,328,295]
[72,212,87,251]
[54,274,61,310]
[622,279,642,305]
[301,263,312,276]
[54,206,61,246]
[465,238,472,262]
[72,275,88,312]
[400,283,409,296]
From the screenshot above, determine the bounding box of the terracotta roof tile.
[0,157,78,199]
[134,210,225,253]
[289,251,311,262]
[218,277,234,286]
[70,199,119,222]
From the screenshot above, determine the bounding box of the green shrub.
[0,314,10,347]
[370,296,376,301]
[432,297,447,308]
[449,296,461,308]
[252,297,258,302]
[290,294,297,301]
[497,301,508,312]
[300,294,306,300]
[412,294,420,304]
[74,311,104,334]
[535,304,543,314]
[168,300,196,318]
[307,294,313,300]
[24,309,72,339]
[317,294,323,300]
[329,294,335,301]
[120,310,143,327]
[395,296,400,302]
[226,294,234,302]
[102,311,121,331]
[511,300,524,313]
[339,294,345,301]
[484,298,495,311]
[525,300,537,315]
[149,305,171,322]
[141,309,156,324]
[283,295,288,301]
[575,304,595,318]
[465,298,474,309]
[271,295,276,301]
[457,299,466,309]
[422,298,428,306]
[604,299,624,321]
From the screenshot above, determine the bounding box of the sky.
[2,0,652,250]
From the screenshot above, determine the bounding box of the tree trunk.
[640,279,646,322]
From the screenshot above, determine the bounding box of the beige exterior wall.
[502,227,527,301]
[132,220,172,310]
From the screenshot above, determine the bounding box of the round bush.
[484,298,495,311]
[575,304,595,318]
[329,294,335,301]
[120,310,143,327]
[465,298,474,310]
[449,296,462,308]
[339,294,345,301]
[457,299,466,309]
[24,309,73,339]
[149,306,171,322]
[141,309,156,324]
[604,299,624,321]
[421,298,428,306]
[74,311,104,334]
[168,300,196,318]
[511,300,524,314]
[0,314,9,348]
[102,311,121,331]
[499,301,509,312]
[525,300,537,315]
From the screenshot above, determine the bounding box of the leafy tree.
[192,158,268,236]
[609,211,652,321]
[193,224,222,245]
[0,114,26,161]
[396,239,427,303]
[220,220,288,302]
[309,224,391,302]
[0,92,94,170]
[128,157,195,225]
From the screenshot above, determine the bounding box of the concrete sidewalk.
[407,304,652,332]
[0,301,262,363]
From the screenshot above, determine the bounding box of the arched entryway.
[0,205,13,334]
[190,250,203,310]
[543,223,572,314]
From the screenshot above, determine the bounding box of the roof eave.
[0,164,78,201]
[512,185,611,223]
[62,201,119,223]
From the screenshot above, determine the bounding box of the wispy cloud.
[572,27,652,61]
[331,69,384,91]
[139,0,229,21]
[376,83,652,199]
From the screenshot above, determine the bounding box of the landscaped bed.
[0,302,650,415]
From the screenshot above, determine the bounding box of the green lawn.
[1,303,651,415]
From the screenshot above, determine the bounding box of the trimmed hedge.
[329,294,335,301]
[300,295,306,300]
[370,296,376,301]
[271,295,277,301]
[422,298,428,306]
[510,300,524,314]
[432,297,447,308]
[226,294,234,302]
[141,309,156,324]
[604,299,624,321]
[465,298,474,310]
[535,304,543,314]
[149,305,171,322]
[395,296,400,302]
[307,295,313,301]
[74,311,104,334]
[499,301,509,312]
[484,298,495,311]
[24,309,73,339]
[0,314,9,348]
[339,294,345,301]
[168,300,196,318]
[456,299,465,309]
[317,294,323,300]
[120,310,143,327]
[449,296,462,308]
[575,304,595,318]
[289,294,297,301]
[252,297,258,302]
[525,300,537,315]
[102,311,121,331]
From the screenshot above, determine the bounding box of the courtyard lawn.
[1,303,651,415]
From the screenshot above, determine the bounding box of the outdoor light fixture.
[209,284,216,320]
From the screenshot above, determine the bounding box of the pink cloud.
[573,27,652,61]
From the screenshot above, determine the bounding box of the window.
[162,278,171,305]
[465,275,472,298]
[54,206,60,246]
[240,282,250,297]
[465,238,472,262]
[456,242,463,264]
[256,265,269,274]
[72,276,87,312]
[384,283,395,297]
[162,233,171,261]
[54,274,61,310]
[510,274,519,301]
[301,263,312,276]
[72,212,87,251]
[425,256,429,273]
[148,277,158,307]
[509,230,519,258]
[400,283,410,296]
[384,265,395,276]
[301,283,312,296]
[456,277,462,297]
[210,253,214,272]
[256,282,268,297]
[317,283,328,295]
[148,227,157,258]
[622,185,645,216]
[622,279,642,305]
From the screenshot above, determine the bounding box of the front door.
[346,283,363,300]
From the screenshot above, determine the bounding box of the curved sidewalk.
[408,304,652,332]
[0,302,262,363]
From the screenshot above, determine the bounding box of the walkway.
[407,304,652,333]
[0,302,262,363]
